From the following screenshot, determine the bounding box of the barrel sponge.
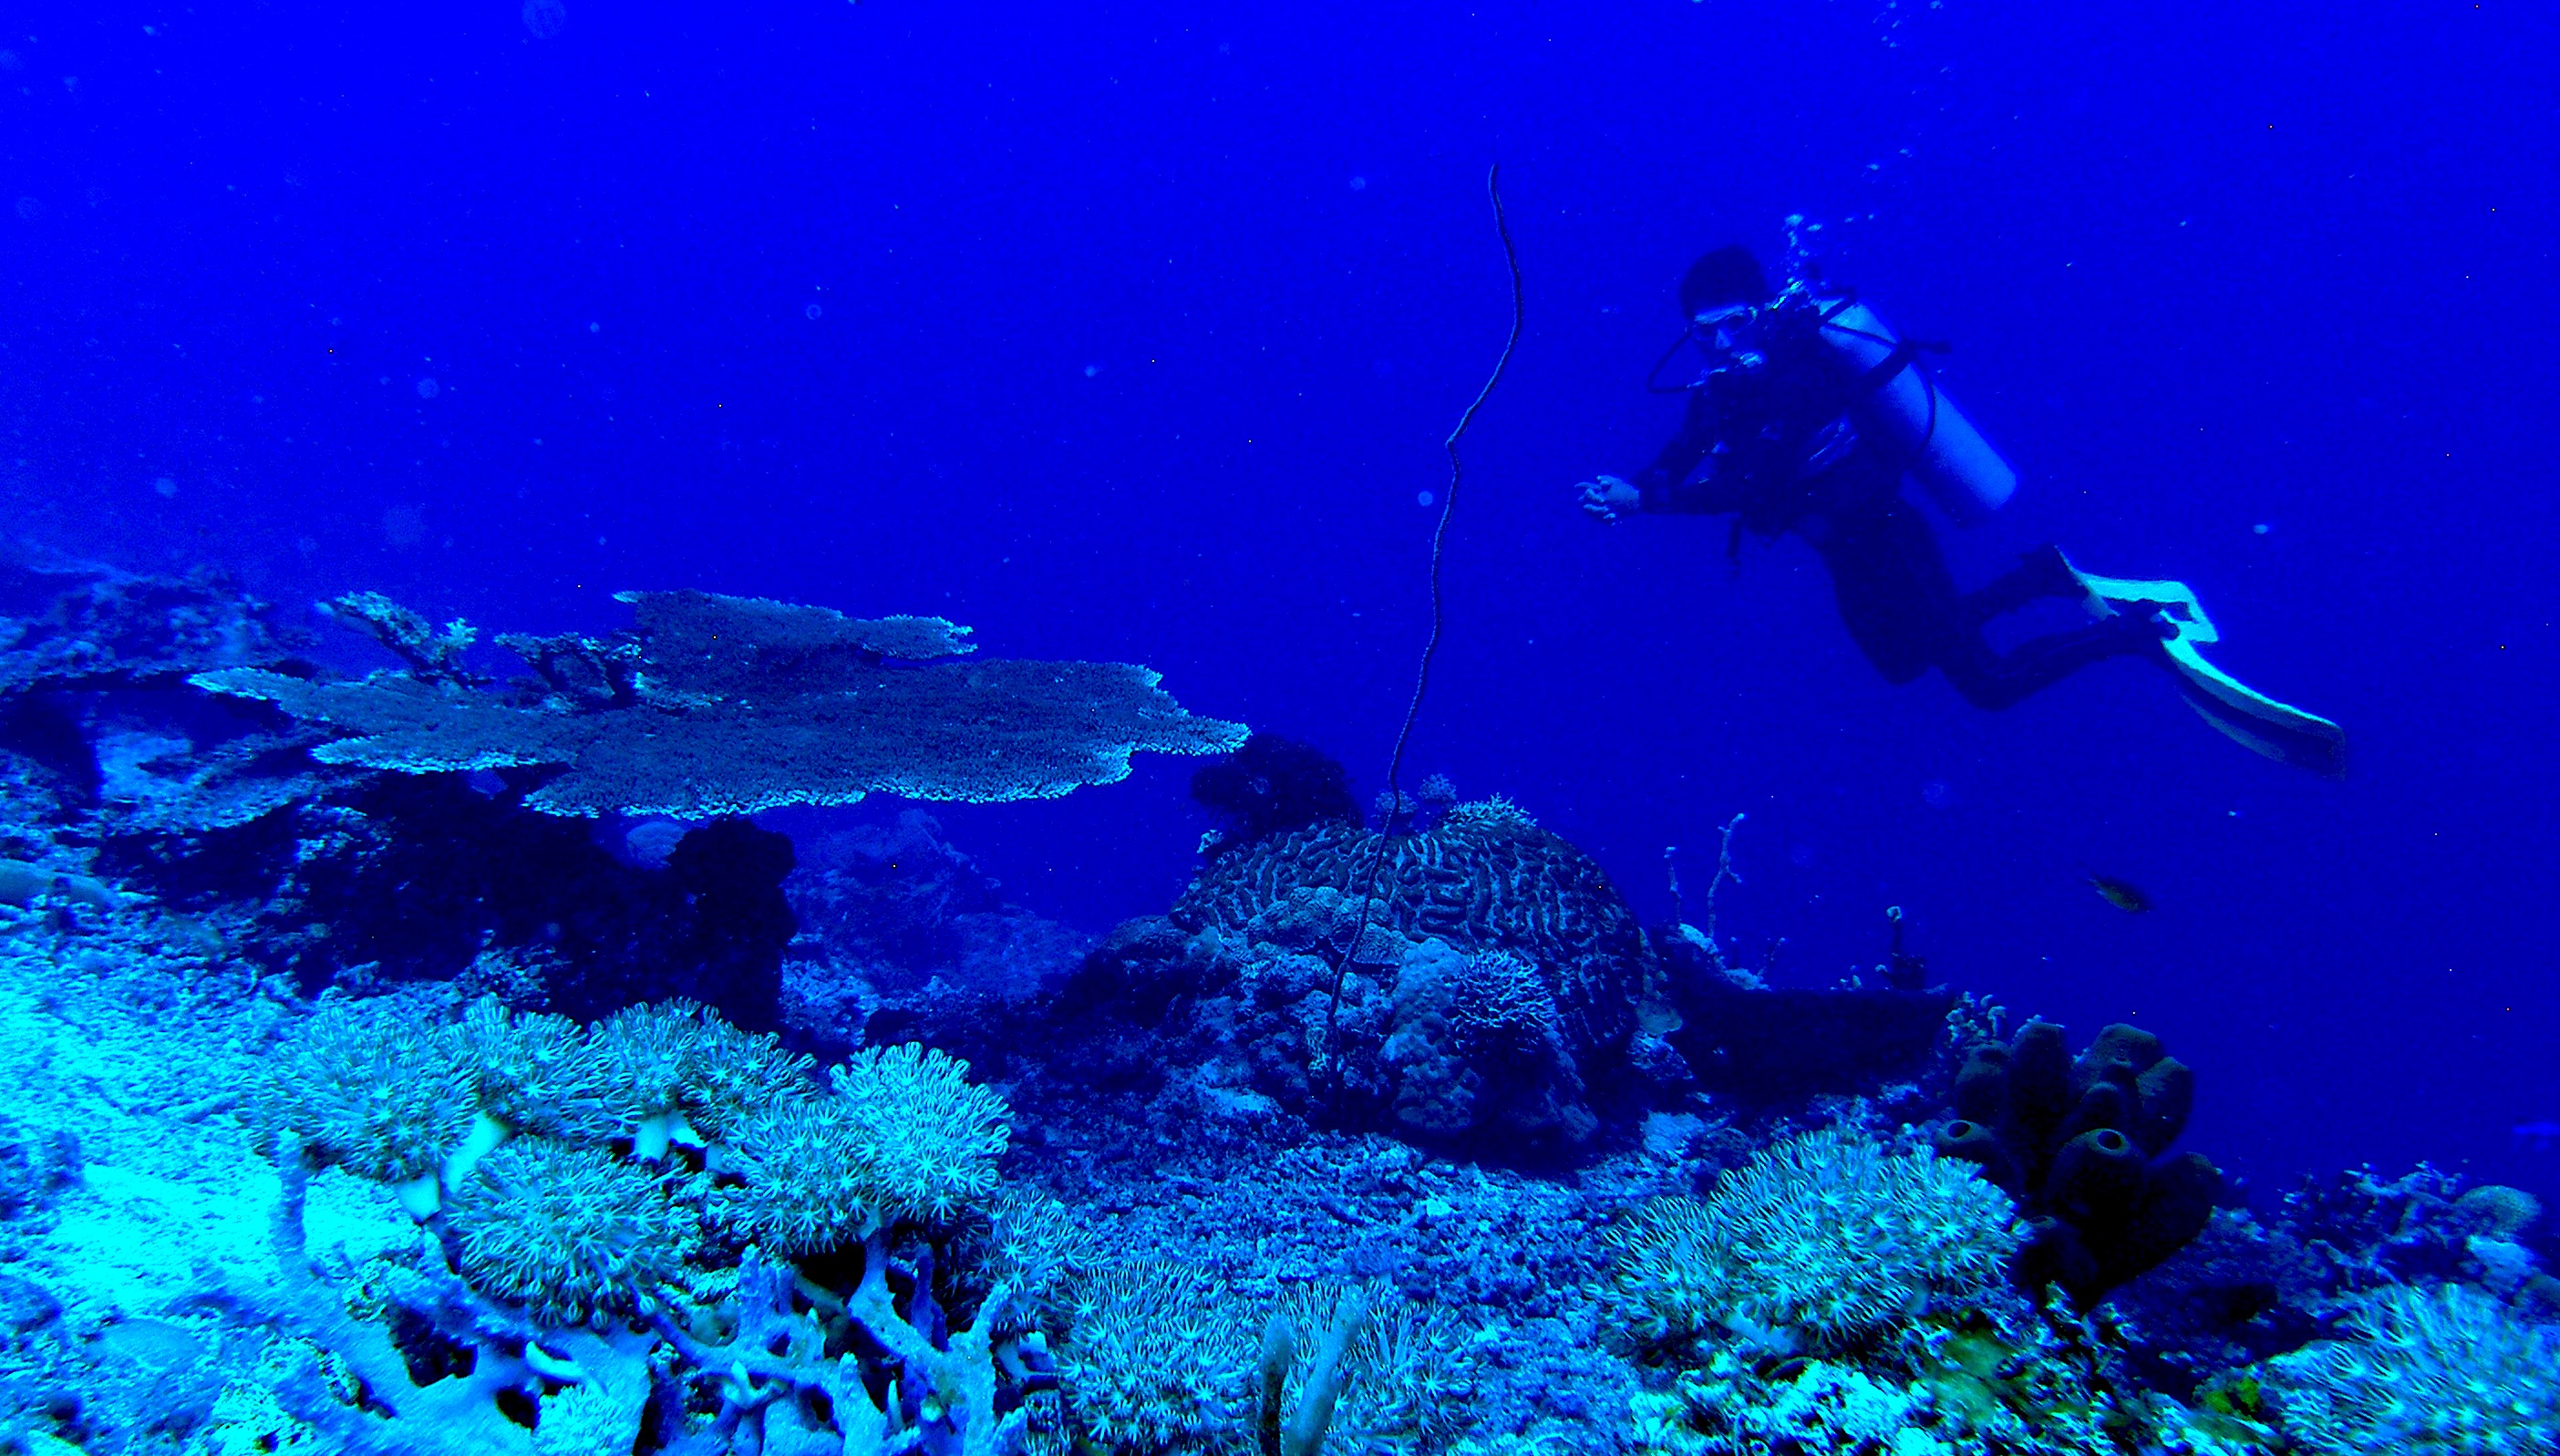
[1605,1127,2025,1353]
[2263,1282,2560,1455]
[445,1139,692,1327]
[829,1042,1010,1223]
[275,998,475,1184]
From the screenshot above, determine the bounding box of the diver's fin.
[2060,554,2348,779]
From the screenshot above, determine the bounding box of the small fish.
[2086,873,2152,914]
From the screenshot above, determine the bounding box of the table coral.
[193,588,1246,817]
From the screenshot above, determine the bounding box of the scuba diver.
[1578,243,2346,776]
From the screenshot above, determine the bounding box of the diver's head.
[1642,243,1778,393]
[1678,244,1771,329]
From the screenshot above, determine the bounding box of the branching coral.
[193,587,1246,817]
[648,1235,1037,1456]
[2262,1282,2560,1455]
[1605,1127,2025,1355]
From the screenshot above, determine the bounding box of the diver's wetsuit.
[1629,305,2160,710]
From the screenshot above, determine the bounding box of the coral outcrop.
[0,552,314,829]
[109,773,801,1026]
[1657,927,1958,1102]
[0,552,296,697]
[1173,799,1646,985]
[1191,732,1360,851]
[781,809,1093,1054]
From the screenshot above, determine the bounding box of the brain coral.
[1172,808,1649,1035]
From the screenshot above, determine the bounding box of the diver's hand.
[1577,475,1641,522]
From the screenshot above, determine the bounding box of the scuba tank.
[1812,298,2018,525]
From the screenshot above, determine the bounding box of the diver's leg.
[1816,498,1949,687]
[1959,544,2082,628]
[1937,612,2168,711]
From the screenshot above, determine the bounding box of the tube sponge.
[1605,1127,2025,1353]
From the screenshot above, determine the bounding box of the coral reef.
[195,588,1248,817]
[1932,1021,2224,1306]
[1050,783,1657,1160]
[5,556,2544,1456]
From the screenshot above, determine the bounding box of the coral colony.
[0,555,2554,1454]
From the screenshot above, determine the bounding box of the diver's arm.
[1582,391,1752,521]
[1627,394,1716,504]
[1630,393,1754,514]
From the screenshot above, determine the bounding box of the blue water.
[5,0,2554,1207]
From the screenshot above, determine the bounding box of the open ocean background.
[4,0,2554,1209]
